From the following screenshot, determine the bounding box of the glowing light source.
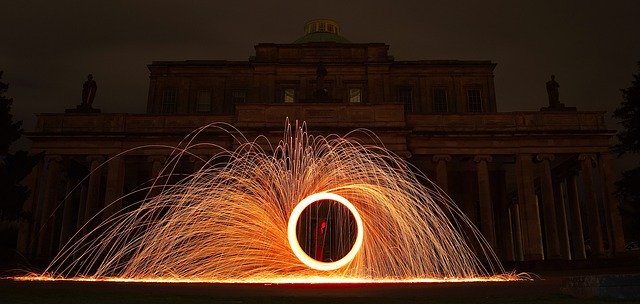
[287,192,364,271]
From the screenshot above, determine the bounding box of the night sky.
[2,1,640,149]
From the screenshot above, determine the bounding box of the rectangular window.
[161,88,177,114]
[283,88,295,103]
[232,90,246,103]
[399,87,413,112]
[195,90,211,113]
[433,88,448,113]
[467,89,483,112]
[349,88,362,103]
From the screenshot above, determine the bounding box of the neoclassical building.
[19,19,625,263]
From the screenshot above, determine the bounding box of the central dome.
[293,19,351,44]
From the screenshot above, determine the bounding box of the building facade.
[19,20,625,263]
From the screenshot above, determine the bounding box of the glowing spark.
[17,121,518,283]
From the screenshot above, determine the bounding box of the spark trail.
[33,122,510,283]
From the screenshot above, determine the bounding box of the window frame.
[161,88,178,114]
[195,89,212,113]
[231,89,247,104]
[398,86,414,113]
[466,88,483,113]
[432,87,448,113]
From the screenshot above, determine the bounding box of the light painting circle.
[287,192,364,271]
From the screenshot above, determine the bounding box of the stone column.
[598,153,626,254]
[148,155,167,196]
[461,160,479,255]
[536,154,561,259]
[495,169,514,261]
[510,203,524,261]
[16,160,43,255]
[103,155,126,221]
[474,155,496,250]
[462,160,478,226]
[75,183,87,234]
[553,180,571,260]
[149,155,167,178]
[432,155,451,193]
[58,177,77,249]
[566,173,586,259]
[579,153,604,257]
[515,154,543,260]
[190,155,207,173]
[36,155,63,257]
[82,155,104,234]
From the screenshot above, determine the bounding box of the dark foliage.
[0,71,41,222]
[0,71,22,154]
[613,62,640,241]
[613,62,640,156]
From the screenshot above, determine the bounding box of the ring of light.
[287,192,364,271]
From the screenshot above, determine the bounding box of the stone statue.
[540,74,576,111]
[82,74,97,107]
[66,73,101,113]
[546,74,560,108]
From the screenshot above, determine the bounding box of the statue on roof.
[541,74,576,111]
[546,74,560,108]
[65,74,101,113]
[82,74,97,107]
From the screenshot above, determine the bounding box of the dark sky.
[3,0,640,137]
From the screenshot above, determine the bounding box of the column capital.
[578,153,597,167]
[473,155,493,163]
[536,153,555,162]
[432,154,452,163]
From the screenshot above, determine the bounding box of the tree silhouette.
[613,62,640,242]
[0,71,41,249]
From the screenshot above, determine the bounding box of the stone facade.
[19,21,625,263]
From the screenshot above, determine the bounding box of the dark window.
[349,88,362,103]
[232,90,246,103]
[283,88,295,103]
[467,89,483,112]
[196,90,211,113]
[162,89,177,113]
[399,87,413,112]
[433,88,448,112]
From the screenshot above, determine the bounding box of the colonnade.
[16,154,191,259]
[429,152,625,261]
[17,151,626,261]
